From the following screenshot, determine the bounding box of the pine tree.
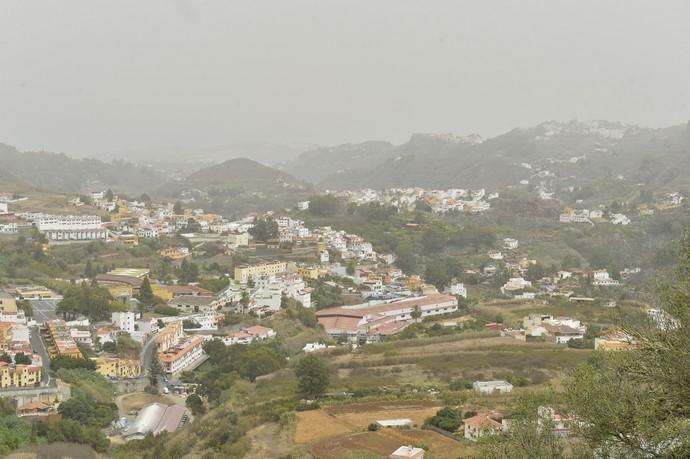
[149,351,163,387]
[85,260,95,279]
[138,277,154,304]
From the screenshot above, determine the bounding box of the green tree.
[248,216,279,242]
[0,398,15,416]
[173,201,183,215]
[178,259,199,284]
[239,290,250,314]
[411,306,422,322]
[425,258,450,290]
[308,195,339,217]
[564,235,690,456]
[476,411,566,458]
[295,354,330,399]
[13,352,31,365]
[186,393,206,416]
[149,351,163,388]
[426,406,461,432]
[84,260,95,278]
[0,354,11,364]
[138,277,154,304]
[116,334,142,359]
[105,189,114,201]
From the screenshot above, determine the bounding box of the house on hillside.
[473,380,513,394]
[463,411,506,441]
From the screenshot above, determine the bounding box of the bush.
[449,379,473,391]
[51,356,96,371]
[367,423,380,431]
[154,304,180,316]
[425,406,461,432]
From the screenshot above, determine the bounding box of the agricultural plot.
[295,400,470,458]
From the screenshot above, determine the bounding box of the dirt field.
[309,429,471,459]
[116,392,176,415]
[294,400,469,458]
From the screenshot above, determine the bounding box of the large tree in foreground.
[565,235,690,457]
[295,354,330,399]
[476,236,690,458]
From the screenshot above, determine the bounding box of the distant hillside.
[283,141,396,185]
[175,158,308,190]
[103,142,311,177]
[159,158,312,216]
[0,168,29,192]
[284,121,690,192]
[0,143,167,194]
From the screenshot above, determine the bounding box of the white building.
[592,270,619,286]
[320,251,330,265]
[503,238,519,250]
[488,250,504,260]
[70,329,93,346]
[302,342,327,352]
[0,223,18,234]
[610,213,630,225]
[473,380,514,394]
[226,232,249,248]
[297,201,310,211]
[0,202,8,214]
[34,214,108,241]
[112,312,137,334]
[159,337,205,374]
[448,282,467,298]
[501,277,532,292]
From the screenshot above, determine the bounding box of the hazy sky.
[1,0,689,156]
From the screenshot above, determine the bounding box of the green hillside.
[0,143,167,194]
[285,121,690,192]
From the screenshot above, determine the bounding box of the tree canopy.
[295,354,330,399]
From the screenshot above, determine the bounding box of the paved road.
[29,299,61,323]
[140,334,158,373]
[29,325,55,388]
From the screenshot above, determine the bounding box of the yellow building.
[234,261,288,283]
[406,276,425,291]
[0,362,42,388]
[422,284,439,295]
[96,358,143,379]
[156,321,184,352]
[297,266,324,280]
[116,233,140,247]
[15,286,54,300]
[0,292,17,314]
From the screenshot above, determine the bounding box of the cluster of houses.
[333,187,496,214]
[0,295,43,389]
[559,207,631,226]
[501,314,586,344]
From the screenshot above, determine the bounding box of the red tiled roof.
[316,294,456,318]
[18,401,51,412]
[317,316,362,333]
[464,412,503,430]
